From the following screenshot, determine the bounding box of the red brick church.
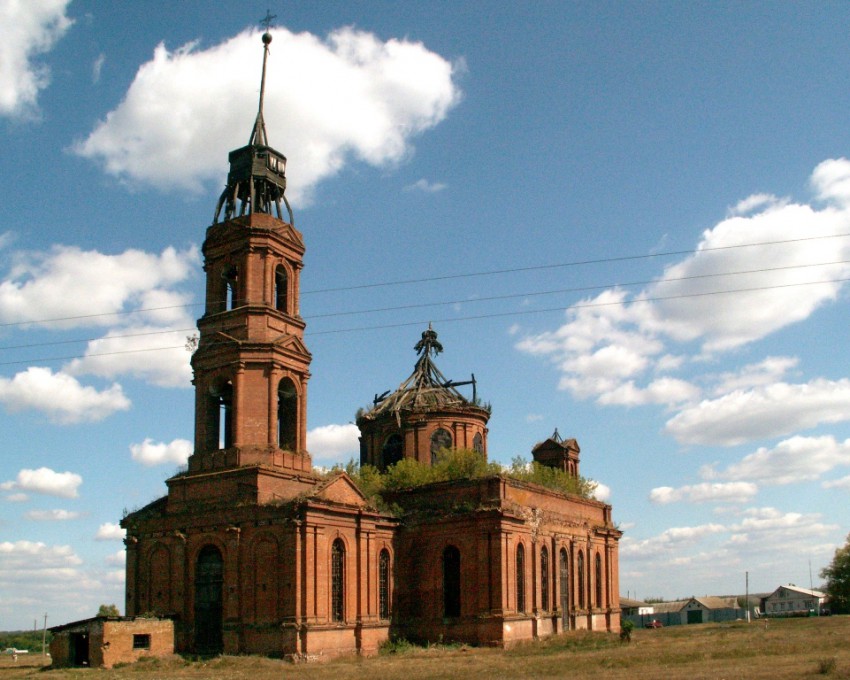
[120,30,621,660]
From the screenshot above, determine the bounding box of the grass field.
[1,616,848,679]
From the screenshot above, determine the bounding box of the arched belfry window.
[379,549,391,620]
[381,434,403,470]
[540,546,550,611]
[208,380,233,450]
[430,428,452,465]
[331,539,345,622]
[274,265,288,314]
[277,378,297,451]
[577,551,585,609]
[223,265,238,311]
[595,553,603,607]
[443,545,461,618]
[516,543,526,613]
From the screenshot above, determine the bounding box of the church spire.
[213,15,293,225]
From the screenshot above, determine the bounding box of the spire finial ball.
[262,32,272,45]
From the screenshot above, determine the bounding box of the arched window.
[577,551,585,609]
[381,434,403,470]
[331,539,345,622]
[473,432,484,454]
[208,381,233,450]
[194,545,224,654]
[379,549,391,620]
[223,265,238,310]
[540,546,550,611]
[559,548,570,625]
[277,378,297,450]
[274,265,288,313]
[595,553,603,607]
[430,428,452,465]
[516,543,526,613]
[443,545,461,618]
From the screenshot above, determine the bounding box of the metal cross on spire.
[260,9,277,32]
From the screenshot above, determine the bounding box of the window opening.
[223,266,238,310]
[277,378,297,450]
[194,545,224,654]
[132,634,151,650]
[211,381,233,449]
[595,553,603,607]
[379,549,391,620]
[516,543,526,613]
[473,432,484,454]
[274,265,288,313]
[540,546,550,611]
[331,539,345,622]
[577,551,585,609]
[559,548,570,627]
[381,434,403,470]
[430,427,452,465]
[443,545,461,618]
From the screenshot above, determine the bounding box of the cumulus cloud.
[593,482,611,502]
[1,467,81,498]
[74,27,461,204]
[307,423,360,463]
[516,159,850,447]
[620,523,726,560]
[25,509,80,521]
[0,245,198,329]
[105,549,126,566]
[702,435,850,485]
[0,367,130,423]
[823,475,850,491]
[665,379,850,446]
[649,482,757,505]
[726,507,837,551]
[0,0,73,119]
[95,522,126,541]
[130,438,192,466]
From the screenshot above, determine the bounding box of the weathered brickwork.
[50,617,174,669]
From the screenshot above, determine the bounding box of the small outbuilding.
[49,615,173,669]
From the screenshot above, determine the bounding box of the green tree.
[97,603,120,617]
[820,533,850,614]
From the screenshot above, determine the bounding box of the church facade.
[120,30,621,660]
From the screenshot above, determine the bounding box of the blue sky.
[2,0,850,629]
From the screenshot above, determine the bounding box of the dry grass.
[2,617,849,680]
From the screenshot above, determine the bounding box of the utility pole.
[41,613,47,659]
[745,571,750,623]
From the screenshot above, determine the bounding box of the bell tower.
[182,28,313,492]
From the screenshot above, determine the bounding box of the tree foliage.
[820,533,850,614]
[97,603,120,617]
[335,448,599,514]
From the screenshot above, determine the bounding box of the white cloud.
[25,509,80,521]
[593,483,610,502]
[525,413,544,423]
[5,493,28,502]
[0,367,130,423]
[0,245,198,329]
[307,423,360,463]
[0,0,73,119]
[823,475,850,491]
[710,356,798,395]
[725,507,837,551]
[130,438,192,467]
[74,27,461,204]
[620,523,726,560]
[404,178,447,193]
[729,193,783,216]
[649,482,757,505]
[702,435,850,485]
[665,379,850,446]
[95,522,126,541]
[92,53,105,84]
[1,467,81,498]
[105,550,126,566]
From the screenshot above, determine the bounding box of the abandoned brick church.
[120,30,622,659]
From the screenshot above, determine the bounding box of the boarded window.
[379,549,391,620]
[331,539,345,622]
[443,545,461,618]
[595,553,603,607]
[577,551,585,609]
[559,548,570,626]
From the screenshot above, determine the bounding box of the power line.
[0,232,847,329]
[0,258,845,353]
[1,275,846,366]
